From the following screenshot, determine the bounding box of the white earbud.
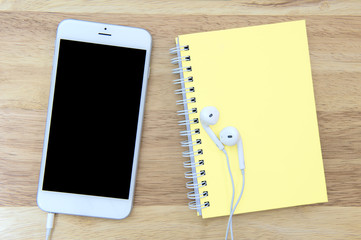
[220,126,245,170]
[200,106,224,150]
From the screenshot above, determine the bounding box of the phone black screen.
[42,39,146,199]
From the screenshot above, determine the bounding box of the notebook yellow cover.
[175,20,328,218]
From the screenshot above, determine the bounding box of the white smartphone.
[37,19,152,219]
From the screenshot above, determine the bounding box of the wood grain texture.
[1,206,361,239]
[0,0,360,15]
[0,0,360,239]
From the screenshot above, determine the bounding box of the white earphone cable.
[225,169,245,240]
[198,107,246,239]
[222,149,235,240]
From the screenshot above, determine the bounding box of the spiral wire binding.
[182,149,203,158]
[174,87,195,95]
[176,97,196,105]
[177,107,197,116]
[184,170,206,179]
[178,118,199,126]
[169,45,189,54]
[186,180,207,189]
[173,76,193,85]
[181,138,201,147]
[183,159,204,168]
[179,128,200,136]
[171,40,210,215]
[189,200,210,210]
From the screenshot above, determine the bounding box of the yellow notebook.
[171,20,328,219]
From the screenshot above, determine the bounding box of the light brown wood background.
[0,1,360,239]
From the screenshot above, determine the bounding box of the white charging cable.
[46,212,55,240]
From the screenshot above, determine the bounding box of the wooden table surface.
[0,1,360,239]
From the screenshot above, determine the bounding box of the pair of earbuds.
[200,106,245,240]
[200,106,245,170]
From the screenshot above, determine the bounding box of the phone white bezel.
[37,19,152,219]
